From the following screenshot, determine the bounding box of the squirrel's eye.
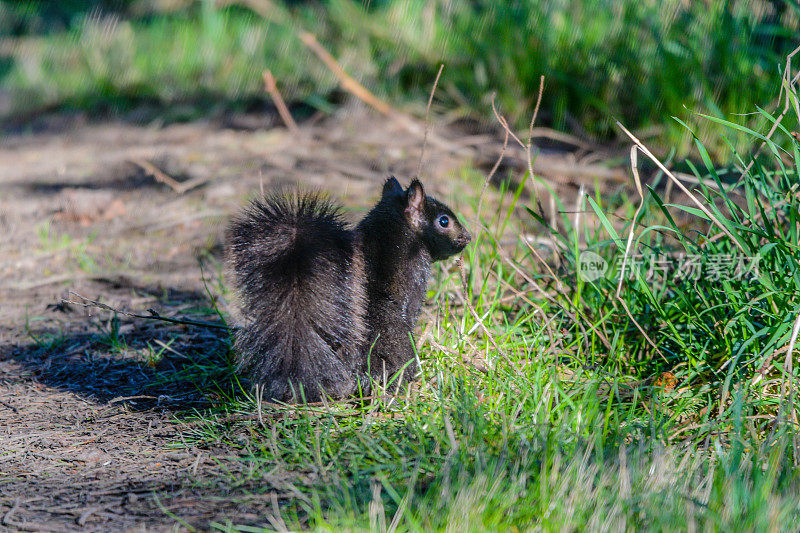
[437,215,450,228]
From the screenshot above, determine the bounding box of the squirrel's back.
[225,193,368,401]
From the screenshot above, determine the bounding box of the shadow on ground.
[0,282,292,531]
[9,281,239,412]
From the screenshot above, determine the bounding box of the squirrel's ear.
[404,179,425,227]
[382,176,403,199]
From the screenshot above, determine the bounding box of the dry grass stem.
[416,63,444,178]
[457,256,503,361]
[476,98,509,225]
[525,75,546,183]
[616,146,645,298]
[737,43,800,183]
[779,314,800,426]
[616,122,745,253]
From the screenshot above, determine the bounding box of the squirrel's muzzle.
[454,231,471,250]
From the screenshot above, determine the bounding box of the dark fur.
[226,178,470,402]
[357,178,471,382]
[226,193,368,401]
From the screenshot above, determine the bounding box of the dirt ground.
[0,106,624,531]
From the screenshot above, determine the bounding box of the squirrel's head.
[383,176,472,260]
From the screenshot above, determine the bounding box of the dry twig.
[2,498,62,532]
[263,70,299,135]
[63,291,230,331]
[299,32,392,115]
[129,158,182,191]
[128,159,209,194]
[298,31,466,155]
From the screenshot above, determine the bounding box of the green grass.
[35,221,100,273]
[119,96,800,530]
[2,1,799,155]
[17,95,795,529]
[7,2,800,527]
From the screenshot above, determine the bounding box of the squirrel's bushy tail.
[226,193,368,401]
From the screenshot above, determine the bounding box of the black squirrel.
[225,177,471,402]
